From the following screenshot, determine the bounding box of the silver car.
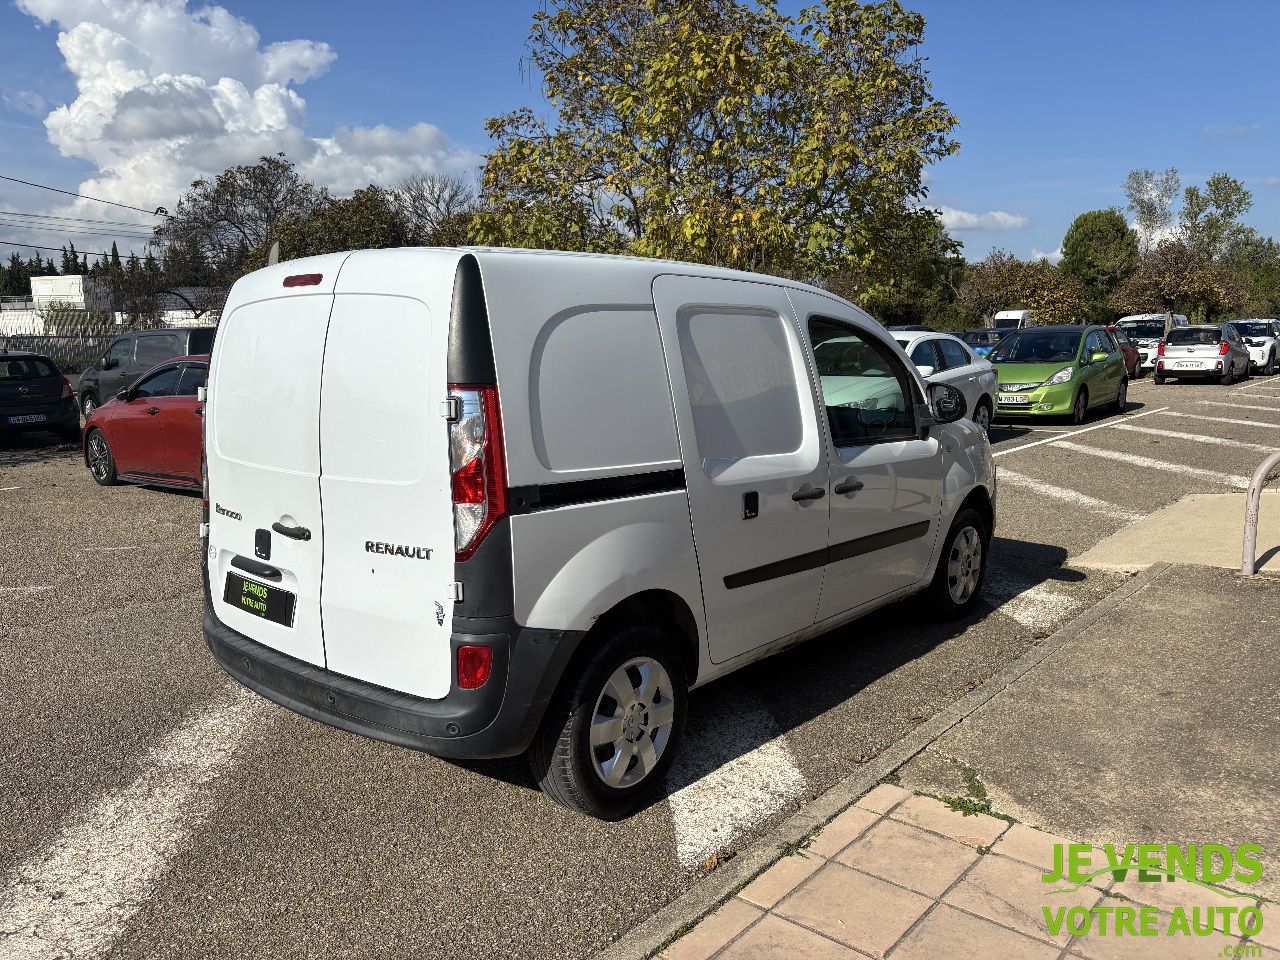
[1154,324,1251,384]
[892,331,999,434]
[1226,319,1279,376]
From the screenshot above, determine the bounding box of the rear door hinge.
[447,581,464,603]
[440,397,460,421]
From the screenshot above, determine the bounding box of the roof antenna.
[267,241,280,267]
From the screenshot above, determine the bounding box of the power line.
[0,174,165,217]
[0,209,155,229]
[0,220,154,241]
[0,239,117,258]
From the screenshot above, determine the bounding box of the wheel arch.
[956,484,995,541]
[564,589,701,691]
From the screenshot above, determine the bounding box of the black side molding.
[724,519,932,590]
[231,555,283,582]
[509,469,686,515]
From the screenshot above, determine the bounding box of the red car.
[83,354,207,489]
[1106,325,1143,379]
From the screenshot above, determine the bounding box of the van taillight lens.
[457,645,493,689]
[448,384,507,561]
[1157,342,1166,356]
[1219,341,1231,355]
[59,377,73,399]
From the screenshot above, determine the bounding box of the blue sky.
[1,0,1277,266]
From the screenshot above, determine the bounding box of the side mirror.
[116,386,131,402]
[102,358,116,370]
[915,364,936,379]
[928,382,967,424]
[1089,351,1109,364]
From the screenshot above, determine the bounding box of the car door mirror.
[928,382,967,424]
[102,358,117,370]
[116,386,131,402]
[915,364,936,379]
[1089,351,1109,364]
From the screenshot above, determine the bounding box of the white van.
[1116,313,1190,372]
[201,248,996,818]
[992,309,1032,330]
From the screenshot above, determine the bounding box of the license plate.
[998,394,1030,405]
[1174,361,1201,368]
[6,414,46,424]
[224,572,296,627]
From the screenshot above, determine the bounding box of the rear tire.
[972,399,992,436]
[1070,388,1089,425]
[1112,377,1128,414]
[86,429,119,486]
[529,624,687,820]
[1264,353,1276,377]
[1154,373,1166,385]
[927,507,989,621]
[1221,366,1233,386]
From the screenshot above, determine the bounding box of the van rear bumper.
[202,570,586,759]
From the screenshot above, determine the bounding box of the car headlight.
[1042,366,1075,386]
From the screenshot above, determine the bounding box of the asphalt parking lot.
[1,373,1277,960]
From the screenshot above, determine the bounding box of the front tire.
[927,507,989,621]
[81,392,99,418]
[1070,388,1089,425]
[1112,377,1128,413]
[529,624,687,819]
[1264,353,1276,377]
[86,429,119,486]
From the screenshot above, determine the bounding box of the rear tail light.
[448,384,507,561]
[1157,342,1166,356]
[59,377,73,399]
[1219,341,1231,356]
[457,645,493,689]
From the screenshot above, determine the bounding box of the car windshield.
[0,356,56,379]
[1118,320,1166,339]
[1231,322,1272,338]
[1167,328,1221,345]
[989,331,1082,363]
[814,339,893,377]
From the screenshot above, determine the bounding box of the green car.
[990,325,1128,425]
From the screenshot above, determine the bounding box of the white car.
[1227,320,1279,376]
[201,247,996,819]
[890,331,998,434]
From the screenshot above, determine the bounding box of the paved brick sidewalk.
[660,785,1277,960]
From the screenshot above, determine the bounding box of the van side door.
[797,306,944,620]
[653,275,830,665]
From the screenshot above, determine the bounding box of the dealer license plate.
[998,394,1030,405]
[6,413,46,424]
[224,571,296,627]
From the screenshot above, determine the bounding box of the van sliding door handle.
[272,521,312,541]
[833,478,865,494]
[791,485,826,502]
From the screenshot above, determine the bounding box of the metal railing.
[1242,450,1280,576]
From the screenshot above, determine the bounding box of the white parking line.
[0,585,53,594]
[985,573,1084,632]
[1053,440,1251,489]
[997,468,1143,522]
[0,689,262,960]
[1154,411,1280,431]
[1107,422,1278,453]
[0,486,19,492]
[667,699,807,870]
[1197,401,1280,415]
[1236,376,1280,392]
[992,406,1169,458]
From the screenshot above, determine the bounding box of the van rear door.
[317,252,456,700]
[207,259,347,667]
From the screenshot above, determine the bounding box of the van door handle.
[231,555,282,582]
[833,478,864,494]
[146,407,160,415]
[272,521,312,541]
[791,484,826,502]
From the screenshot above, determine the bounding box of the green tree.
[1122,167,1180,253]
[475,0,959,278]
[957,249,1088,327]
[1179,172,1252,262]
[1058,208,1138,324]
[249,185,411,267]
[1108,238,1249,322]
[394,173,478,246]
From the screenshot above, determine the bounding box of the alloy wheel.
[82,395,97,418]
[589,656,677,790]
[946,525,983,605]
[87,432,110,481]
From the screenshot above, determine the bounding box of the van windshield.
[1118,320,1166,339]
[989,331,1082,363]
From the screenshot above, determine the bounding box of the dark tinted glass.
[909,341,939,368]
[134,334,182,366]
[133,366,181,398]
[1230,322,1271,337]
[187,329,215,354]
[1118,320,1165,338]
[0,356,56,380]
[937,338,970,369]
[103,339,129,366]
[810,317,916,446]
[1167,328,1221,345]
[174,364,207,396]
[990,331,1083,363]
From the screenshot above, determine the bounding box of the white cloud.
[13,0,477,224]
[938,206,1030,232]
[1266,177,1280,187]
[3,89,48,115]
[1031,247,1063,265]
[1202,122,1262,139]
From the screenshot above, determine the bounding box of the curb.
[593,560,1175,960]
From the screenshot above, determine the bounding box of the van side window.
[677,307,803,462]
[809,317,916,446]
[135,333,181,367]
